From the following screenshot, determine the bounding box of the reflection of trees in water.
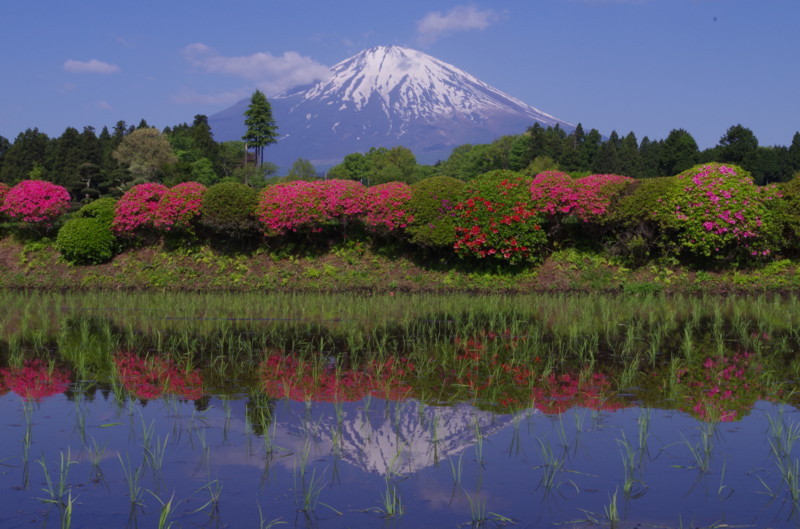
[271,399,514,476]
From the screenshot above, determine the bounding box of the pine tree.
[242,90,278,167]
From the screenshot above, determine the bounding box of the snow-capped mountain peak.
[209,45,573,168]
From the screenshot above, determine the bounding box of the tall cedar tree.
[242,90,278,167]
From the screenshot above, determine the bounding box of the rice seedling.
[534,437,574,496]
[377,478,404,517]
[118,453,144,506]
[190,478,224,518]
[37,449,76,508]
[147,490,176,529]
[257,504,287,528]
[85,436,107,483]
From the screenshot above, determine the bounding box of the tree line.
[1,106,798,202]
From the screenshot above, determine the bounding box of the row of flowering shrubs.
[2,163,799,266]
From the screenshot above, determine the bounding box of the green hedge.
[407,176,465,249]
[200,182,259,238]
[56,217,116,264]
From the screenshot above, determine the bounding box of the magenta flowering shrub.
[530,171,633,223]
[0,180,70,226]
[574,174,635,221]
[664,163,780,260]
[529,171,579,216]
[153,182,207,231]
[454,170,546,264]
[111,183,168,235]
[257,179,366,236]
[318,179,366,221]
[363,182,414,233]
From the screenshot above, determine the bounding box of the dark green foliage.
[328,146,419,184]
[407,176,465,249]
[608,177,679,263]
[776,173,800,253]
[74,197,118,226]
[242,90,278,166]
[56,217,116,264]
[200,182,258,238]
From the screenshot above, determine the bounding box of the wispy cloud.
[181,43,330,95]
[63,59,120,74]
[416,5,499,44]
[95,100,113,110]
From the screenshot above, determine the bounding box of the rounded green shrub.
[453,170,546,264]
[776,172,800,253]
[607,176,684,263]
[407,176,465,249]
[200,182,259,238]
[56,217,116,264]
[74,197,118,226]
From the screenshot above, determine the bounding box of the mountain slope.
[209,45,573,169]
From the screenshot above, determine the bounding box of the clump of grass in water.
[37,449,78,529]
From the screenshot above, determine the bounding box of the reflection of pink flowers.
[0,180,71,226]
[677,352,763,422]
[113,352,204,400]
[0,360,71,401]
[259,354,415,402]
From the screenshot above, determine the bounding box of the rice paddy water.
[1,291,800,527]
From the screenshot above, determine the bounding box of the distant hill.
[209,45,574,170]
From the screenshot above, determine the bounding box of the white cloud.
[417,5,499,44]
[63,59,120,74]
[181,43,330,95]
[95,100,113,110]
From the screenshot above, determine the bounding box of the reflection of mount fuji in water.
[271,399,517,475]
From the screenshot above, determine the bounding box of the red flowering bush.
[113,352,204,400]
[363,182,414,233]
[0,180,70,226]
[454,170,545,264]
[257,179,366,236]
[112,183,168,235]
[0,360,71,401]
[530,171,633,223]
[153,182,207,231]
[663,163,780,261]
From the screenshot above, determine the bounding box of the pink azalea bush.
[0,180,70,226]
[529,171,633,222]
[574,174,635,221]
[454,170,545,264]
[363,182,414,233]
[663,163,780,260]
[153,182,207,231]
[257,179,366,236]
[112,183,168,235]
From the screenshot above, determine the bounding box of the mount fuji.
[209,45,574,169]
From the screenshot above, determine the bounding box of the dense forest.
[1,117,799,201]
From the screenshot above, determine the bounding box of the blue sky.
[1,0,798,150]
